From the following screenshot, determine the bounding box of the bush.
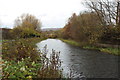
[2,57,41,79]
[2,28,13,39]
[100,27,120,45]
[2,39,40,61]
[2,39,63,79]
[11,27,41,39]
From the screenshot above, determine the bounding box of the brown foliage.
[14,14,42,31]
[62,12,103,44]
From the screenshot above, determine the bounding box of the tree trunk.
[116,2,120,26]
[118,2,120,25]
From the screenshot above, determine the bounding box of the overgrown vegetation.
[62,12,103,44]
[1,14,63,79]
[2,14,42,40]
[61,11,120,45]
[2,38,41,61]
[57,1,120,55]
[83,46,120,56]
[60,39,81,47]
[60,39,120,55]
[2,38,63,79]
[1,1,120,79]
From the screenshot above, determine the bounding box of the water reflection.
[37,39,119,78]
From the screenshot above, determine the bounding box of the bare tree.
[83,0,120,27]
[116,1,120,26]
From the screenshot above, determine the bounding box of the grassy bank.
[2,38,62,79]
[60,39,120,56]
[59,39,81,47]
[83,46,119,56]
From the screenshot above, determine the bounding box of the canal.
[37,39,119,78]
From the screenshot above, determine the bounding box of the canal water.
[37,39,119,78]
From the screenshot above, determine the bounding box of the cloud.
[0,0,85,28]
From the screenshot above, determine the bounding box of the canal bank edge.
[59,38,120,56]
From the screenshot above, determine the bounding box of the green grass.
[60,39,80,47]
[83,46,120,56]
[100,48,119,55]
[60,39,120,56]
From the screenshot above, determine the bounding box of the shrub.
[11,27,41,39]
[2,57,41,79]
[2,39,63,78]
[2,39,40,61]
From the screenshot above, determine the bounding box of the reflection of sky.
[37,39,74,77]
[0,0,86,29]
[37,39,119,78]
[37,39,87,77]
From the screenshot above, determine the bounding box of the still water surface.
[37,39,119,78]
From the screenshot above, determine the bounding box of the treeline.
[2,14,42,39]
[61,1,120,45]
[2,14,62,78]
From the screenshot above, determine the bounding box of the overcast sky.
[0,0,86,29]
